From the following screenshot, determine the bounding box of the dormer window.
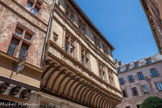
[135,63,138,68]
[126,65,129,71]
[146,58,151,64]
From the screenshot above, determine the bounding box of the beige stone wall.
[47,0,121,97]
[0,53,42,88]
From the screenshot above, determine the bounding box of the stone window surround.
[64,31,76,58]
[81,45,90,68]
[155,81,162,91]
[7,22,34,60]
[98,61,106,80]
[108,68,114,85]
[132,87,139,96]
[128,75,134,83]
[19,0,43,18]
[97,60,115,85]
[122,89,128,98]
[146,58,152,64]
[119,77,125,85]
[141,84,149,94]
[137,72,144,80]
[150,68,159,77]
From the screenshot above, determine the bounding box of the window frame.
[128,75,134,83]
[108,69,114,85]
[156,82,162,91]
[81,46,89,68]
[98,62,106,80]
[64,32,76,57]
[7,24,33,61]
[132,87,138,96]
[150,68,158,77]
[119,78,124,85]
[137,72,144,80]
[126,65,130,71]
[142,85,149,94]
[146,58,152,64]
[122,89,128,98]
[25,0,42,16]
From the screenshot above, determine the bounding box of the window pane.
[135,63,138,68]
[81,55,84,64]
[24,33,32,42]
[128,75,134,82]
[70,46,74,57]
[126,66,129,70]
[122,90,127,97]
[151,69,158,77]
[99,71,102,78]
[26,1,32,11]
[33,7,39,16]
[138,73,144,80]
[65,42,69,53]
[146,59,151,64]
[15,28,23,37]
[132,87,138,96]
[7,38,19,56]
[85,58,88,67]
[142,85,149,94]
[18,43,29,60]
[117,68,120,73]
[119,78,124,85]
[103,72,105,80]
[156,82,162,91]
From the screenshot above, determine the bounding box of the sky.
[74,0,159,64]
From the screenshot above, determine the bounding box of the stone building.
[140,0,162,54]
[0,0,122,108]
[116,54,162,108]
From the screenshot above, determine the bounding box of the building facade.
[0,0,122,108]
[140,0,162,54]
[116,54,162,108]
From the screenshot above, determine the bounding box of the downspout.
[41,0,56,66]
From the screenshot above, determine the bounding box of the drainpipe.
[41,0,56,66]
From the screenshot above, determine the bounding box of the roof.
[68,0,115,50]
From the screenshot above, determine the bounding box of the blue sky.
[75,0,159,64]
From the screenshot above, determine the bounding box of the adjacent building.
[0,0,122,108]
[140,0,162,54]
[116,54,162,108]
